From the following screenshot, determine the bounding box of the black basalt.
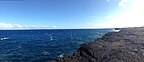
[58,27,144,62]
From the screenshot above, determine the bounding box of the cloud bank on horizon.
[0,23,57,29]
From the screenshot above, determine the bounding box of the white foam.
[50,36,53,41]
[0,38,3,40]
[0,37,9,40]
[114,30,120,32]
[58,54,64,58]
[50,38,53,41]
[42,51,50,55]
[112,29,121,32]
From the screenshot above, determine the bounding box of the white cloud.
[118,0,128,7]
[13,24,23,28]
[0,23,53,29]
[31,25,38,28]
[101,0,144,28]
[0,23,29,29]
[106,0,110,2]
[0,23,13,29]
[53,26,57,28]
[107,0,129,6]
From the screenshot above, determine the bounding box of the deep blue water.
[0,29,113,62]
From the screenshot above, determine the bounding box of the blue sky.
[0,0,142,29]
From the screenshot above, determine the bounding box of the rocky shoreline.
[56,27,144,62]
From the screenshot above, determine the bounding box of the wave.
[0,37,10,41]
[57,54,64,58]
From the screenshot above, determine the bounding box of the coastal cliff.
[58,27,144,62]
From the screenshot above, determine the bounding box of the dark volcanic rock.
[58,27,144,62]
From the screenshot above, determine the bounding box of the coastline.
[57,27,144,62]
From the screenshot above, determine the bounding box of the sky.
[0,0,143,29]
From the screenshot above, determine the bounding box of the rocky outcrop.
[58,27,144,62]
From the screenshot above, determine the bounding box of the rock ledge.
[58,27,144,62]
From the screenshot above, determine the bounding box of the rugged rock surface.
[58,27,144,62]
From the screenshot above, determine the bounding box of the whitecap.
[50,36,53,38]
[0,37,9,40]
[42,51,50,55]
[57,54,64,58]
[112,28,121,32]
[113,30,120,32]
[50,38,53,41]
[50,36,53,41]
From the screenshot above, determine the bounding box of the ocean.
[0,29,113,62]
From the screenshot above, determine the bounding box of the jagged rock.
[58,27,144,62]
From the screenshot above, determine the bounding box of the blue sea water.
[0,29,113,62]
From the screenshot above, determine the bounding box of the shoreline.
[58,27,144,62]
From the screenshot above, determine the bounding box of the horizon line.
[0,28,115,30]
